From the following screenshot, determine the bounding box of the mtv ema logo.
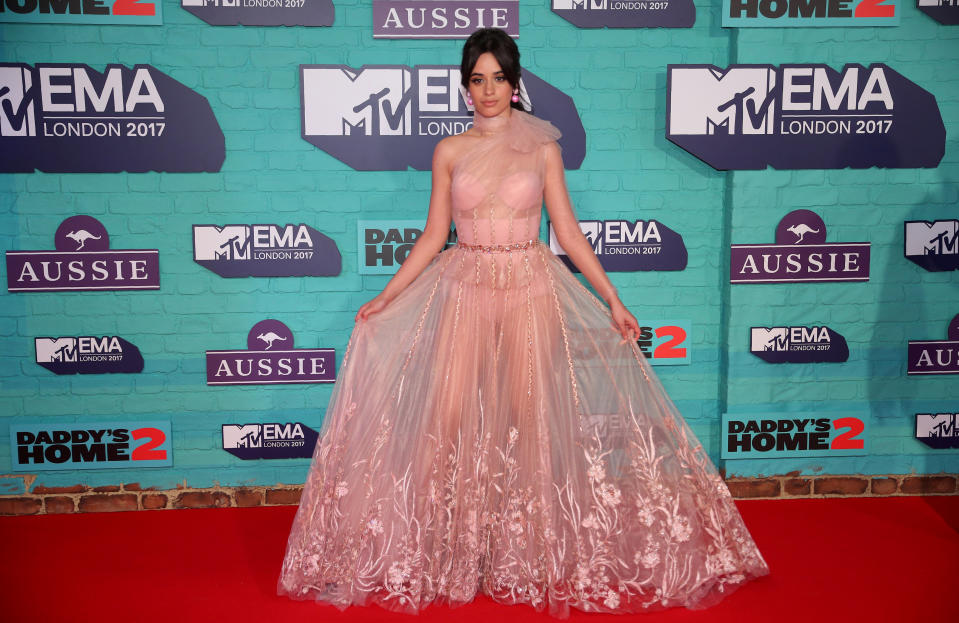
[907,313,959,376]
[193,223,341,278]
[731,209,870,283]
[206,319,335,385]
[300,64,586,171]
[721,412,868,459]
[373,1,519,38]
[11,420,172,471]
[723,0,898,27]
[750,325,849,363]
[548,219,687,272]
[222,422,319,459]
[915,413,959,449]
[0,0,162,25]
[917,0,959,25]
[551,0,695,28]
[35,335,144,375]
[904,219,958,272]
[6,215,160,292]
[358,220,457,275]
[181,0,333,26]
[0,63,223,173]
[667,63,944,170]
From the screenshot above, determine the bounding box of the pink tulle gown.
[278,111,769,617]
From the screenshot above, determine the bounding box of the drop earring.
[511,90,520,104]
[466,93,473,107]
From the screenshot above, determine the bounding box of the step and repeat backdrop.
[1,0,957,496]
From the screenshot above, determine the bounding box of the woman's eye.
[495,76,506,82]
[471,78,483,85]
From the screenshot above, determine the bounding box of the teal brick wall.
[0,1,956,494]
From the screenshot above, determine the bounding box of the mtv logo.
[751,328,788,352]
[916,413,958,438]
[35,338,78,363]
[0,66,36,137]
[669,67,776,136]
[905,220,959,256]
[549,221,604,256]
[222,424,262,448]
[302,67,413,137]
[553,0,603,7]
[194,225,251,261]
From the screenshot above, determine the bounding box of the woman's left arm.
[543,142,640,342]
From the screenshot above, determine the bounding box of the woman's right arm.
[355,138,456,322]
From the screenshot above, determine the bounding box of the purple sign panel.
[6,215,160,292]
[750,325,849,363]
[904,219,958,272]
[731,210,870,284]
[0,63,223,173]
[373,1,518,38]
[548,219,687,272]
[551,0,695,28]
[916,413,959,449]
[206,319,335,385]
[181,0,334,26]
[918,0,959,25]
[193,223,341,278]
[301,64,585,171]
[10,420,173,471]
[222,422,319,459]
[667,63,945,170]
[35,336,144,375]
[908,314,959,376]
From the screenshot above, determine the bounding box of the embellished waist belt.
[456,239,540,253]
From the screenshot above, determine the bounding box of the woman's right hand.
[355,293,391,323]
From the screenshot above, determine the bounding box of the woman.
[279,28,768,617]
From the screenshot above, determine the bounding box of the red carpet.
[2,497,957,623]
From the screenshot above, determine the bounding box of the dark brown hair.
[460,28,524,111]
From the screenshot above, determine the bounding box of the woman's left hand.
[610,299,641,344]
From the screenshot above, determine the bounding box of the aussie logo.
[222,422,319,459]
[206,319,335,385]
[750,325,849,363]
[0,0,162,25]
[723,0,898,26]
[915,412,959,449]
[904,219,958,272]
[907,313,959,376]
[721,412,869,458]
[548,219,687,272]
[6,215,160,292]
[917,0,959,25]
[358,220,457,275]
[731,209,870,284]
[35,335,144,375]
[300,64,585,171]
[181,0,333,26]
[10,421,172,471]
[667,63,944,170]
[193,223,341,278]
[0,63,223,173]
[551,0,695,28]
[373,1,519,38]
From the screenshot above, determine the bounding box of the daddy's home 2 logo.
[10,421,172,471]
[6,215,160,292]
[206,319,335,385]
[300,64,585,171]
[193,223,341,278]
[0,63,223,173]
[905,219,958,272]
[918,0,959,25]
[374,1,518,38]
[667,63,944,170]
[551,0,694,28]
[731,209,870,284]
[181,0,333,26]
[358,220,457,275]
[548,219,687,272]
[907,313,959,376]
[723,0,898,27]
[721,412,868,458]
[916,412,959,449]
[750,325,849,363]
[222,422,319,459]
[35,335,144,375]
[0,0,162,25]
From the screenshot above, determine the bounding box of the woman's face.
[467,52,513,119]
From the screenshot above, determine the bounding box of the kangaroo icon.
[65,230,102,250]
[787,223,820,244]
[257,332,288,350]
